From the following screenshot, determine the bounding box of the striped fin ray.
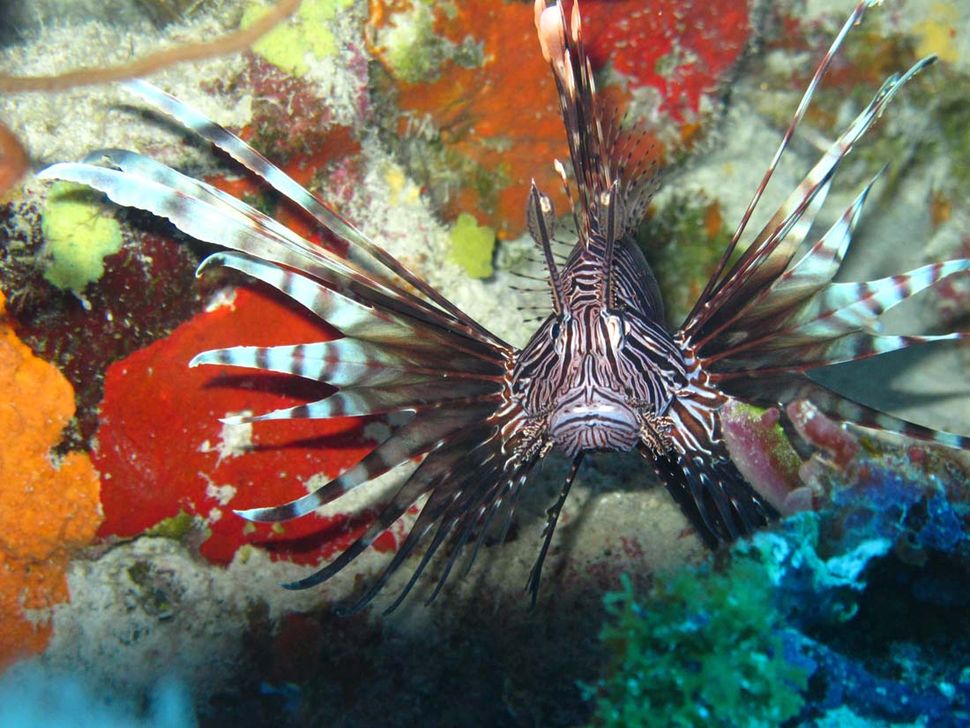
[334,459,514,613]
[772,175,875,295]
[122,79,504,348]
[535,0,609,230]
[725,375,970,450]
[197,252,413,343]
[198,253,502,364]
[702,258,970,373]
[236,406,499,523]
[702,257,969,450]
[221,380,499,425]
[686,55,935,346]
[535,0,658,240]
[191,337,501,386]
[790,260,970,336]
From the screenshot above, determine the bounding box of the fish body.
[39,0,969,610]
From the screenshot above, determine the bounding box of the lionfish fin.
[526,181,566,315]
[646,392,776,546]
[526,452,584,607]
[534,0,658,241]
[691,0,884,318]
[671,0,966,452]
[36,81,562,608]
[221,381,498,425]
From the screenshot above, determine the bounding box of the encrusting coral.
[0,290,101,671]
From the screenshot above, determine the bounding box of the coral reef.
[590,448,970,726]
[0,290,101,670]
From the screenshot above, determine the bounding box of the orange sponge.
[0,290,101,671]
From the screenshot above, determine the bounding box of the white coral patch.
[198,411,254,465]
[204,478,237,507]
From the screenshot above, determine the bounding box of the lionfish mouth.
[549,403,641,455]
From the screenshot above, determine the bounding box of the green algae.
[40,182,123,293]
[377,0,483,84]
[145,509,205,541]
[243,0,353,76]
[588,560,808,727]
[449,212,495,278]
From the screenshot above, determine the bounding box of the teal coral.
[449,212,495,278]
[40,181,123,293]
[589,561,808,727]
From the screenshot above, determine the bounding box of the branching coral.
[0,291,101,671]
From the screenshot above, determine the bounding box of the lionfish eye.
[551,321,562,339]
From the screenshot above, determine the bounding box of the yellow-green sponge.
[449,212,495,279]
[41,182,123,293]
[243,0,354,76]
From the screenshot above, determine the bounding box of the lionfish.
[40,0,969,611]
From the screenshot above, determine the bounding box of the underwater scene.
[0,0,968,725]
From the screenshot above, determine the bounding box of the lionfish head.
[512,306,642,457]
